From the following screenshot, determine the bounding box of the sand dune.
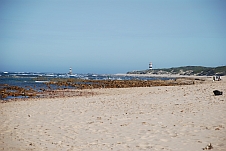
[0,78,225,151]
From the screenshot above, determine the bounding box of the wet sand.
[0,77,225,151]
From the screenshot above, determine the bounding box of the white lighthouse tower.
[68,67,72,75]
[149,62,153,70]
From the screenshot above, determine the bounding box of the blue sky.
[0,0,226,74]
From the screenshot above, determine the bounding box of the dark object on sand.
[202,143,213,150]
[213,90,223,96]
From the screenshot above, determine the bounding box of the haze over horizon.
[1,0,226,74]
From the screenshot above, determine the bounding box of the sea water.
[0,72,172,86]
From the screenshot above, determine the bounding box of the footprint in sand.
[160,139,168,142]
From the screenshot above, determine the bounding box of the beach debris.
[213,90,223,96]
[202,143,213,150]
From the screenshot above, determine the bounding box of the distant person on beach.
[213,75,221,81]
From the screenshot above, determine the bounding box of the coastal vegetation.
[127,66,226,76]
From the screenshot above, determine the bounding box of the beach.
[0,77,225,151]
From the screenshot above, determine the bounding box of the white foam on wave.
[35,81,49,83]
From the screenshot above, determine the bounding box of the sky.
[0,0,226,74]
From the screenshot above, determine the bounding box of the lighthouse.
[149,62,153,70]
[68,67,72,75]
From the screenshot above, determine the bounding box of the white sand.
[0,78,225,151]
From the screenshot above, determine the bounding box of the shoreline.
[0,78,225,150]
[115,73,217,79]
[1,77,203,102]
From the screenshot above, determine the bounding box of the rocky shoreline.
[1,77,204,101]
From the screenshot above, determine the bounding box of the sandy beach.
[0,77,225,151]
